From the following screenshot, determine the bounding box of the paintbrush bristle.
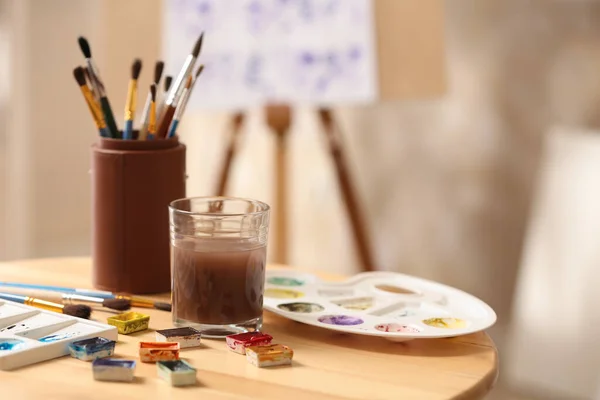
[192,32,204,58]
[131,59,142,80]
[63,304,92,319]
[154,61,164,84]
[153,302,172,312]
[102,298,130,311]
[164,76,173,92]
[78,36,92,58]
[73,66,87,87]
[150,83,157,101]
[195,64,204,78]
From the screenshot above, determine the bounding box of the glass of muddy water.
[169,197,270,338]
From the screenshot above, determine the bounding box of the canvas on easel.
[161,0,446,270]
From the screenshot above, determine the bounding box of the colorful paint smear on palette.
[333,297,374,311]
[423,318,467,329]
[39,331,79,343]
[265,288,304,299]
[107,311,150,334]
[139,341,180,363]
[277,302,324,313]
[245,344,293,368]
[155,327,202,349]
[157,360,197,387]
[0,339,26,351]
[267,277,304,286]
[92,358,136,382]
[375,324,421,333]
[318,315,364,326]
[68,337,116,361]
[226,331,273,354]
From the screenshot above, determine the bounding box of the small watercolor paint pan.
[262,270,497,342]
[139,341,180,363]
[245,344,293,368]
[92,358,136,382]
[226,331,273,355]
[68,337,116,361]
[107,312,150,335]
[157,359,197,387]
[155,327,202,349]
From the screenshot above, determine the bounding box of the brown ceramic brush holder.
[91,135,186,294]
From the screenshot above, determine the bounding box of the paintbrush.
[0,287,130,311]
[0,283,172,311]
[123,58,142,140]
[156,75,172,122]
[139,61,164,139]
[78,36,119,138]
[167,65,204,139]
[0,293,91,319]
[146,84,158,140]
[73,66,108,138]
[156,33,204,138]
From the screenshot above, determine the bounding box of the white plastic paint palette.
[0,300,118,370]
[264,271,496,342]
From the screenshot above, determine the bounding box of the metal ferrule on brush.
[81,87,106,130]
[23,297,63,313]
[61,294,105,307]
[124,81,137,121]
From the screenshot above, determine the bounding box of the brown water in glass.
[172,240,266,326]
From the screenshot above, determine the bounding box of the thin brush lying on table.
[0,283,171,311]
[0,287,130,311]
[0,293,91,319]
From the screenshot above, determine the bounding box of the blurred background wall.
[2,0,600,398]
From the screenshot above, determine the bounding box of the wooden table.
[0,258,498,400]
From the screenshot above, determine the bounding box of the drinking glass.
[169,197,270,338]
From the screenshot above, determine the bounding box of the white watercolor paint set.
[0,300,118,370]
[263,270,496,342]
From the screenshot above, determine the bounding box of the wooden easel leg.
[318,108,377,272]
[265,105,292,265]
[215,112,245,196]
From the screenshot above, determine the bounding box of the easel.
[214,105,377,272]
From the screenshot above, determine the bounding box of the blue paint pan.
[68,337,116,361]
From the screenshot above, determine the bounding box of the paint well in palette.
[39,331,79,343]
[318,315,363,326]
[375,284,418,295]
[375,323,421,333]
[0,339,26,351]
[277,302,324,313]
[267,277,304,286]
[423,318,467,329]
[264,288,304,299]
[333,297,374,311]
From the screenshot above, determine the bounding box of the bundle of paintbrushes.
[73,34,204,140]
[0,283,171,312]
